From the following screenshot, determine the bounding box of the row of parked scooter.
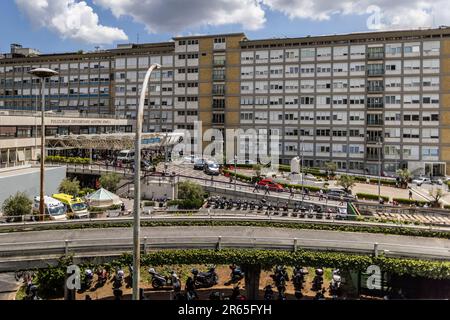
[205,196,345,219]
[267,265,342,300]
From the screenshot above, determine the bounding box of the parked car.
[194,158,206,170]
[116,150,135,163]
[412,177,432,186]
[326,188,355,201]
[431,177,444,185]
[257,179,284,192]
[204,161,220,175]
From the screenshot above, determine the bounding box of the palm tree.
[396,168,411,189]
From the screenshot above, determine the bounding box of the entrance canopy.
[46,132,183,151]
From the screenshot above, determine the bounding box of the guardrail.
[1,234,448,263]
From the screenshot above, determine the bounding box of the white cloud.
[15,0,128,44]
[94,0,266,33]
[261,0,449,30]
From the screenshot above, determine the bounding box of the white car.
[412,177,431,186]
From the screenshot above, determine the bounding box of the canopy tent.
[85,188,123,208]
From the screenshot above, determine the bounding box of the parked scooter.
[225,264,245,285]
[192,265,219,288]
[329,269,342,298]
[312,268,324,291]
[263,284,274,300]
[113,267,125,289]
[96,267,108,287]
[224,284,246,300]
[149,268,178,289]
[83,269,94,290]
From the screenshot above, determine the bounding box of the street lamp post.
[300,139,304,206]
[377,136,382,202]
[29,68,58,221]
[234,155,237,191]
[133,63,161,300]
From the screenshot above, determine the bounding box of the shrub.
[143,201,155,207]
[2,192,32,221]
[356,193,389,202]
[393,198,430,206]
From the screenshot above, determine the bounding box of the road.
[1,226,449,260]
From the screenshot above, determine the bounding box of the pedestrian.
[264,184,270,195]
[121,202,126,212]
[305,188,310,200]
[253,182,259,193]
[289,186,294,199]
[408,189,413,200]
[339,194,344,206]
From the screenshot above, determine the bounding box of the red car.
[257,179,284,192]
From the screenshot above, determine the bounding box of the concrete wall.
[0,166,66,206]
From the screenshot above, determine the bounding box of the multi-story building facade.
[1,28,450,176]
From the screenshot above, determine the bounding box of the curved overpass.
[0,226,449,271]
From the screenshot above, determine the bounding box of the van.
[33,196,67,220]
[52,193,89,219]
[204,161,220,175]
[117,150,135,163]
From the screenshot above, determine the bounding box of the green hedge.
[356,193,389,202]
[114,249,450,280]
[223,169,257,183]
[282,183,322,192]
[143,201,155,207]
[393,198,430,206]
[46,155,90,164]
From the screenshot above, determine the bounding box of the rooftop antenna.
[94,46,100,52]
[137,33,140,44]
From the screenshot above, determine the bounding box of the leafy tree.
[337,175,356,193]
[396,168,411,188]
[429,188,443,208]
[2,192,32,221]
[177,181,204,209]
[58,178,80,196]
[99,172,121,192]
[253,164,262,179]
[324,162,337,177]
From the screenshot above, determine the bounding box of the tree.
[324,162,337,177]
[176,181,204,209]
[99,173,121,192]
[396,168,411,189]
[2,192,32,221]
[429,188,443,208]
[337,175,356,194]
[58,178,80,196]
[253,164,262,179]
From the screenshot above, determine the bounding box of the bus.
[52,193,89,219]
[33,196,67,220]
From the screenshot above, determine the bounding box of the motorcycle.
[225,264,245,285]
[224,284,246,300]
[281,203,289,216]
[83,269,94,289]
[292,266,308,290]
[271,265,289,288]
[329,269,342,298]
[312,268,324,291]
[96,268,108,287]
[192,266,219,288]
[263,285,274,300]
[24,284,41,300]
[113,267,125,289]
[149,268,178,289]
[249,201,256,210]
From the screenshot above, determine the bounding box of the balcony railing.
[367,52,385,60]
[365,153,383,160]
[367,103,384,109]
[213,59,226,66]
[367,86,384,92]
[212,89,226,95]
[367,69,385,76]
[367,121,384,126]
[212,74,226,81]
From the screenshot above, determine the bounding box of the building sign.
[47,118,119,125]
[142,137,161,145]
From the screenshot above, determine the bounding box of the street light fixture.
[132,63,161,300]
[29,68,58,222]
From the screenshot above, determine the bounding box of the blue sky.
[0,0,445,54]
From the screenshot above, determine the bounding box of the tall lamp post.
[133,63,161,300]
[377,136,383,202]
[300,139,304,206]
[29,68,58,221]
